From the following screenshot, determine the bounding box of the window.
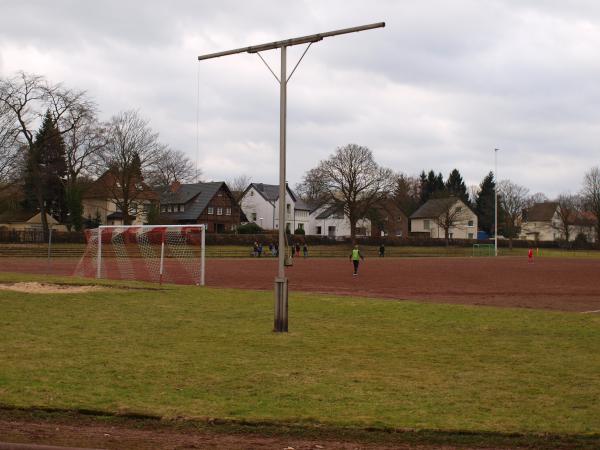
[424,219,431,230]
[468,220,474,227]
[161,205,167,213]
[217,208,223,215]
[251,212,257,221]
[167,205,173,212]
[456,206,462,212]
[286,204,291,213]
[468,233,474,239]
[208,207,214,215]
[298,223,304,230]
[225,208,231,215]
[250,191,254,196]
[316,226,322,235]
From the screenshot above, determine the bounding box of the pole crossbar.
[197,22,385,332]
[197,22,385,60]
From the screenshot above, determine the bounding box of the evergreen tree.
[445,168,469,203]
[419,171,428,204]
[419,170,447,204]
[24,111,67,231]
[475,171,496,235]
[64,184,83,231]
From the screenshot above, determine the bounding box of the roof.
[294,198,312,211]
[244,183,297,203]
[410,197,467,219]
[0,211,60,224]
[524,202,558,222]
[315,203,345,220]
[83,171,158,201]
[159,182,228,221]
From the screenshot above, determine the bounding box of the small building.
[410,197,477,240]
[308,203,371,238]
[369,200,410,238]
[520,202,597,242]
[239,183,309,233]
[82,171,158,226]
[0,211,68,232]
[159,181,241,233]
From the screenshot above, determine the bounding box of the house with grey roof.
[239,183,310,233]
[159,181,241,233]
[410,197,477,240]
[308,203,371,238]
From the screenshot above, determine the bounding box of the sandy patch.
[0,282,107,294]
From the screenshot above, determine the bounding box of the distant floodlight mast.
[494,148,499,256]
[198,22,385,332]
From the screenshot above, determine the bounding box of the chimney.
[170,181,181,193]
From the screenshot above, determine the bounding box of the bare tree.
[102,110,162,225]
[582,166,600,244]
[227,174,251,202]
[60,104,106,186]
[146,147,198,189]
[552,193,580,243]
[498,179,529,249]
[0,71,91,237]
[527,192,549,207]
[295,167,328,205]
[0,101,20,186]
[311,144,394,243]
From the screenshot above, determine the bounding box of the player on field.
[349,244,365,276]
[528,246,534,264]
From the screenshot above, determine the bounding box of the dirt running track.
[1,256,600,312]
[205,257,600,312]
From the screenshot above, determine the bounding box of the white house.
[308,203,371,238]
[520,202,597,242]
[410,197,477,240]
[239,183,310,233]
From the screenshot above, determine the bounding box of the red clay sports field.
[1,256,599,312]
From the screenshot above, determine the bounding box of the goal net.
[472,243,495,257]
[74,225,205,285]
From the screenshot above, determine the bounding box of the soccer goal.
[472,243,494,257]
[74,224,206,285]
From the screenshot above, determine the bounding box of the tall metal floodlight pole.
[494,148,499,256]
[198,23,385,332]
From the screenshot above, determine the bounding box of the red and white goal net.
[74,225,206,285]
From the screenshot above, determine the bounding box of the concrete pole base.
[274,277,288,332]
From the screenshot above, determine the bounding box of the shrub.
[237,223,264,234]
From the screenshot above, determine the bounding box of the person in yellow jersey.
[349,244,365,276]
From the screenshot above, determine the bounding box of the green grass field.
[1,272,600,447]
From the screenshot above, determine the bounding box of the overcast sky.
[2,0,600,197]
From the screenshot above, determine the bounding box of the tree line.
[3,71,600,246]
[0,72,198,238]
[295,144,600,245]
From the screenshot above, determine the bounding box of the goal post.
[75,224,206,286]
[472,243,494,257]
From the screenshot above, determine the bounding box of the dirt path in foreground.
[0,416,534,450]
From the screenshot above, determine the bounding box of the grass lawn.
[1,272,599,444]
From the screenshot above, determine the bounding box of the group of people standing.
[252,241,278,257]
[251,241,309,258]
